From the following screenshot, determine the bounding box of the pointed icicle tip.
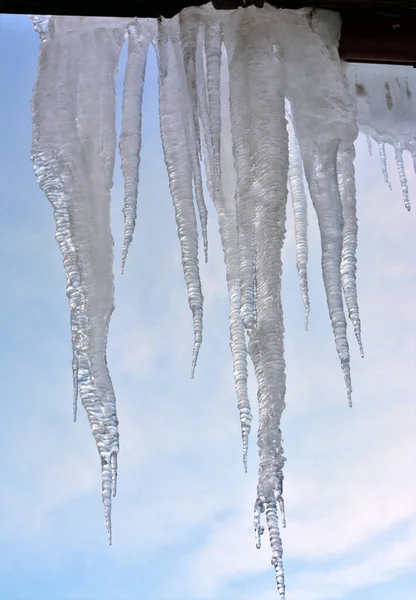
[72,357,78,422]
[191,336,201,379]
[395,143,411,211]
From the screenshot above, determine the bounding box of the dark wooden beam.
[2,1,416,65]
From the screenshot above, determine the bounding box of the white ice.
[30,4,414,596]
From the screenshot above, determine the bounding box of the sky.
[0,13,415,600]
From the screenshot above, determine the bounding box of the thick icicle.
[227,7,288,597]
[204,16,222,190]
[31,16,126,542]
[119,20,154,273]
[305,146,352,404]
[172,14,209,263]
[284,9,356,404]
[378,140,392,190]
[287,108,310,329]
[395,143,411,211]
[156,21,204,376]
[223,11,257,332]
[337,143,364,357]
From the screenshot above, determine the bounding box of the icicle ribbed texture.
[31,4,413,597]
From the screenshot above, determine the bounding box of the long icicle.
[32,16,125,543]
[119,20,154,273]
[204,16,222,190]
[214,50,252,471]
[173,12,209,264]
[195,21,215,199]
[224,11,257,332]
[337,142,364,358]
[236,7,288,597]
[156,19,204,377]
[304,143,352,405]
[287,108,310,329]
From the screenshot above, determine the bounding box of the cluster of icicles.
[31,5,413,598]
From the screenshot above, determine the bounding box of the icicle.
[195,22,215,199]
[285,9,355,405]
[179,10,202,160]
[215,56,251,470]
[266,501,286,599]
[378,140,392,190]
[232,8,288,597]
[156,25,204,377]
[337,143,364,358]
[204,18,222,190]
[157,16,169,83]
[304,144,352,405]
[254,496,265,549]
[395,143,411,211]
[31,16,126,543]
[172,15,209,263]
[119,20,154,273]
[287,109,310,329]
[366,133,372,156]
[223,11,257,332]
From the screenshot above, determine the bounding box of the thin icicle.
[224,12,256,332]
[287,109,310,329]
[366,133,372,156]
[171,15,209,263]
[304,144,352,405]
[195,22,215,199]
[378,140,392,190]
[204,18,222,190]
[395,143,411,211]
[179,10,202,160]
[31,16,125,543]
[156,26,203,377]
[337,143,364,358]
[215,57,251,470]
[119,20,154,273]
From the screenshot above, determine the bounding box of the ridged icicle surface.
[30,3,414,597]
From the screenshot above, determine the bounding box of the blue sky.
[0,13,415,600]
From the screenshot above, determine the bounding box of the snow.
[347,62,416,210]
[30,4,414,597]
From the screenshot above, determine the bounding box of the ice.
[156,19,204,377]
[204,16,222,190]
[31,15,127,543]
[287,106,310,329]
[216,53,252,470]
[31,4,415,596]
[173,14,209,263]
[366,133,372,156]
[284,9,357,405]
[378,140,392,190]
[337,143,364,357]
[347,62,416,209]
[223,10,257,332]
[119,20,155,272]
[395,143,411,211]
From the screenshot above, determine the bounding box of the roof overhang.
[2,0,416,65]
